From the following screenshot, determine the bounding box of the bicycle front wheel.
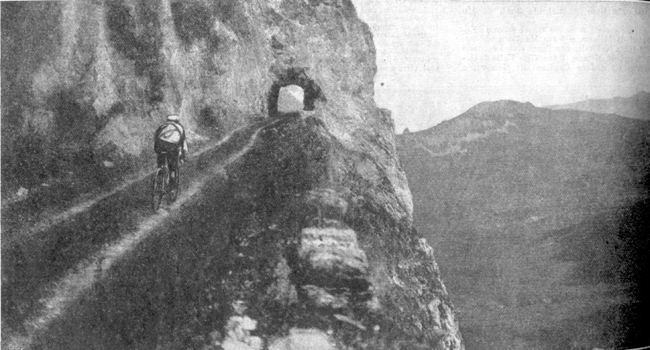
[152,168,165,212]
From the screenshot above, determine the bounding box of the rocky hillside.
[397,101,650,349]
[546,91,650,120]
[1,0,404,202]
[179,114,462,350]
[1,1,462,349]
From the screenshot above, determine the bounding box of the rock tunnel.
[267,68,324,117]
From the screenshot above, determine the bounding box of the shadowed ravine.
[397,101,650,350]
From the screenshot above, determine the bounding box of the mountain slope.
[546,91,650,120]
[2,1,462,350]
[1,0,400,205]
[397,101,650,350]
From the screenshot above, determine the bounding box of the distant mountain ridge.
[546,91,650,120]
[397,99,650,350]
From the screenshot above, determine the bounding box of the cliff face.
[2,1,461,349]
[1,0,409,213]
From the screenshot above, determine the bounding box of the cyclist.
[154,115,188,187]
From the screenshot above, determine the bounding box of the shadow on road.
[1,121,268,348]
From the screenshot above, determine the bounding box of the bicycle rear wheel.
[169,166,180,203]
[152,168,165,212]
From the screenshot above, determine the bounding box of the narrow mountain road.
[1,119,276,350]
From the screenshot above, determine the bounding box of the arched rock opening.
[277,85,305,114]
[267,68,324,117]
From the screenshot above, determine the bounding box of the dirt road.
[1,120,273,350]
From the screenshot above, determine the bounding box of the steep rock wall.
[2,1,461,349]
[2,0,408,210]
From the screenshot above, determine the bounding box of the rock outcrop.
[2,1,462,349]
[201,113,462,349]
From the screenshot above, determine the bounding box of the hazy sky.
[353,1,650,132]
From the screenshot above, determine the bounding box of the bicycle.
[152,152,180,213]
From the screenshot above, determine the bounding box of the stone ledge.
[299,226,368,275]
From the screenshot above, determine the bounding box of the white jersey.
[158,123,183,143]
